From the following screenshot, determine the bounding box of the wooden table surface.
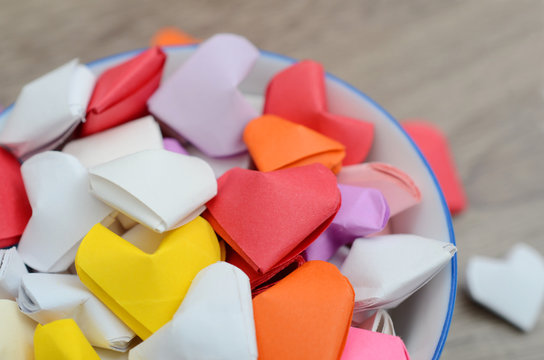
[1,0,543,358]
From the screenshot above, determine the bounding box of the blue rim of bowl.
[1,45,457,360]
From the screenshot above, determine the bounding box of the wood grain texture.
[1,0,543,358]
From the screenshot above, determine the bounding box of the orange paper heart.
[151,27,199,46]
[253,261,354,360]
[244,115,345,173]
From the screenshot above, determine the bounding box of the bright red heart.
[80,47,166,137]
[403,120,467,215]
[204,163,341,274]
[0,147,31,247]
[226,246,305,294]
[264,60,374,165]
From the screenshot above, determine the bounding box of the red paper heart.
[203,163,341,274]
[80,47,166,137]
[226,245,305,294]
[403,120,467,215]
[0,147,31,247]
[264,60,374,165]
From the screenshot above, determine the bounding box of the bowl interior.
[2,46,457,360]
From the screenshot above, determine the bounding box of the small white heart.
[129,262,258,360]
[466,243,544,332]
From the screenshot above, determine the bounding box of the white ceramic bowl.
[0,46,457,360]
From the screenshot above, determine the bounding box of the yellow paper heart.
[75,216,221,339]
[34,319,100,360]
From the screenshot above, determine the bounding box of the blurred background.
[1,1,543,358]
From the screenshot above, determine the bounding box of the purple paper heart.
[305,184,390,261]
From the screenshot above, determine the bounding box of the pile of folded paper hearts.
[0,33,457,360]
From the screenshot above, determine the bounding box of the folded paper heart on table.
[148,33,259,157]
[129,262,258,360]
[63,116,163,168]
[337,162,421,217]
[0,300,35,360]
[17,152,112,272]
[89,149,216,233]
[204,163,340,274]
[0,60,95,159]
[402,121,467,215]
[466,243,544,332]
[75,217,221,340]
[264,60,374,165]
[34,319,100,360]
[305,184,390,261]
[0,248,28,299]
[0,147,31,248]
[243,114,346,173]
[358,309,396,335]
[226,247,306,293]
[340,327,409,360]
[162,138,188,155]
[253,261,354,360]
[18,273,135,351]
[341,234,456,310]
[80,47,166,137]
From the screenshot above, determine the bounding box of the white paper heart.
[129,262,258,360]
[89,149,217,233]
[466,243,544,332]
[62,116,163,168]
[357,309,396,335]
[17,273,135,351]
[0,248,28,300]
[0,300,36,360]
[341,234,456,311]
[17,152,113,272]
[0,60,95,159]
